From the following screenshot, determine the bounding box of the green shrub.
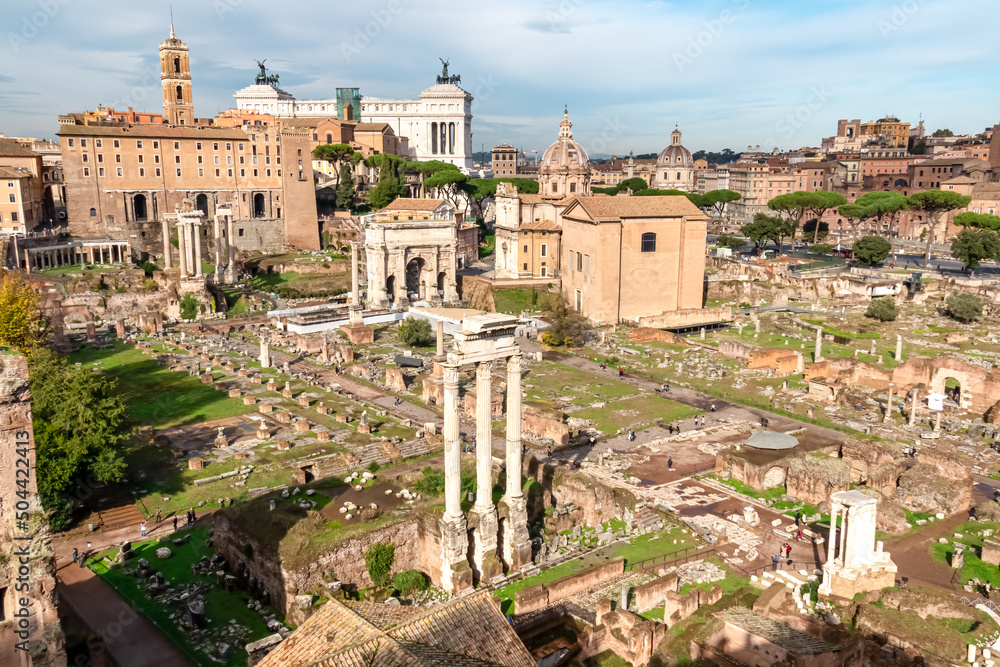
[367,461,380,473]
[392,570,428,596]
[179,293,198,320]
[853,236,892,266]
[398,317,433,347]
[865,297,898,322]
[143,278,159,292]
[809,243,834,255]
[947,293,983,323]
[365,543,395,587]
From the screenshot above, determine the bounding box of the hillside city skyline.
[2,0,998,153]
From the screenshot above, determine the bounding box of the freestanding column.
[884,383,894,424]
[177,221,188,277]
[826,502,839,565]
[193,223,203,276]
[23,249,31,274]
[213,211,223,283]
[225,212,238,284]
[439,362,472,594]
[909,390,919,426]
[814,327,823,363]
[351,241,360,306]
[436,321,444,355]
[895,334,902,362]
[839,505,849,564]
[505,354,523,500]
[443,364,462,519]
[502,352,533,571]
[475,361,494,509]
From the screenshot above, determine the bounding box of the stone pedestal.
[266,380,277,392]
[317,430,330,443]
[298,396,310,407]
[228,388,241,398]
[357,423,371,434]
[294,420,309,433]
[438,513,473,594]
[276,440,290,451]
[501,495,533,571]
[275,411,290,423]
[243,396,256,405]
[468,506,503,583]
[340,324,374,345]
[188,457,203,470]
[259,403,273,414]
[256,427,269,439]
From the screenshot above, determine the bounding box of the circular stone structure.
[744,430,798,451]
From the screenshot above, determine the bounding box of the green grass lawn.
[930,520,1000,587]
[250,271,350,294]
[493,288,545,314]
[70,341,254,428]
[88,527,280,667]
[574,394,701,434]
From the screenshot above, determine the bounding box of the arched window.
[641,232,656,253]
[175,85,183,101]
[89,207,97,217]
[133,194,148,221]
[326,133,333,144]
[676,172,681,180]
[173,57,180,74]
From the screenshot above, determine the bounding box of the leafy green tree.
[852,236,892,265]
[617,177,648,193]
[932,128,954,137]
[392,570,428,596]
[809,243,834,255]
[312,143,361,188]
[866,296,898,322]
[907,190,972,267]
[951,227,1000,276]
[366,154,409,210]
[716,234,745,248]
[946,293,983,323]
[465,178,538,221]
[837,203,867,238]
[336,163,356,211]
[398,317,433,347]
[685,193,708,209]
[423,167,469,209]
[702,189,741,217]
[365,543,395,588]
[741,214,781,253]
[179,292,198,320]
[769,191,845,245]
[854,191,908,237]
[539,293,589,347]
[802,219,829,240]
[0,272,48,354]
[954,212,1000,231]
[632,188,688,197]
[31,349,131,530]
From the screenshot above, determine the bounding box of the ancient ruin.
[819,490,897,599]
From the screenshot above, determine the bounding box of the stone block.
[228,388,241,398]
[201,373,214,384]
[238,369,249,378]
[294,420,309,433]
[276,440,290,451]
[340,324,374,345]
[317,430,330,443]
[259,403,273,414]
[244,396,257,405]
[275,411,290,423]
[357,423,371,434]
[316,402,329,415]
[336,414,349,423]
[424,422,437,436]
[298,396,310,407]
[251,376,262,385]
[224,363,235,372]
[188,457,204,470]
[256,427,269,439]
[266,381,277,391]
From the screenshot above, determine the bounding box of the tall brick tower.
[989,123,1000,181]
[159,23,194,125]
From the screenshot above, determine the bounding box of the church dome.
[656,127,693,167]
[539,109,590,176]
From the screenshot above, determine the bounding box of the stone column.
[839,505,849,565]
[505,355,523,500]
[225,212,238,284]
[934,409,942,431]
[826,502,839,565]
[213,210,223,283]
[895,334,902,362]
[163,216,173,269]
[443,364,462,519]
[351,241,360,306]
[502,352,532,571]
[909,390,919,426]
[439,362,472,593]
[177,221,188,277]
[475,361,494,510]
[194,223,203,276]
[884,383,894,424]
[814,327,823,362]
[436,321,444,355]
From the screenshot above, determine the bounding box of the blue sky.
[1,0,997,156]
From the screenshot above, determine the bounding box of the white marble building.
[234,66,474,171]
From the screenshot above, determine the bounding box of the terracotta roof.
[0,166,33,179]
[0,140,40,158]
[562,195,705,222]
[516,194,570,205]
[258,592,533,667]
[942,175,976,184]
[521,220,559,231]
[381,198,447,212]
[354,123,392,133]
[972,182,1000,198]
[57,125,248,140]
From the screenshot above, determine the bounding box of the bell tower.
[159,22,193,125]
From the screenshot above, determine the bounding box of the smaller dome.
[656,127,693,167]
[539,109,590,175]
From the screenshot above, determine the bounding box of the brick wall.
[515,558,625,614]
[634,571,678,612]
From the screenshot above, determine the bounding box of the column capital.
[443,363,460,385]
[476,359,493,377]
[507,352,522,372]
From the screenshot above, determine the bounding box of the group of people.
[772,542,793,570]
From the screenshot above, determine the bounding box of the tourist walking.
[785,544,792,560]
[156,507,161,522]
[772,553,780,571]
[795,511,802,527]
[618,367,624,377]
[140,521,146,537]
[173,516,178,531]
[72,547,78,564]
[627,430,636,442]
[710,403,716,412]
[667,456,673,470]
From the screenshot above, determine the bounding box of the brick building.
[56,26,319,260]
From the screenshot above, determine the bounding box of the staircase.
[97,503,147,531]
